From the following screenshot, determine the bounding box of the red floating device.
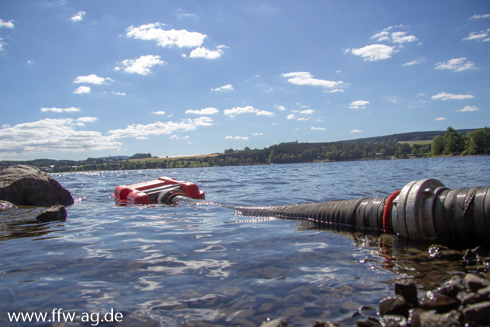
[114,176,205,204]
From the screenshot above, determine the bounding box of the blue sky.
[0,1,489,160]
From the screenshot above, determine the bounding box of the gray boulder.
[0,165,73,206]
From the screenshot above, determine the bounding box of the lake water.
[1,156,490,326]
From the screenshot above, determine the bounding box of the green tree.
[432,135,444,156]
[465,127,490,155]
[443,126,465,154]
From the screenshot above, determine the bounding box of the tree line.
[0,127,488,172]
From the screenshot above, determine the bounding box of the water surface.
[1,157,489,326]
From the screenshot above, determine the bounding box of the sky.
[0,1,489,161]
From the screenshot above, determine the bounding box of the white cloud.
[41,107,80,113]
[253,133,263,136]
[77,117,98,123]
[115,55,165,75]
[286,114,296,120]
[300,109,315,114]
[74,86,91,94]
[136,136,148,140]
[351,129,363,133]
[435,117,447,121]
[152,111,166,115]
[0,118,118,156]
[350,44,397,61]
[275,105,287,111]
[434,57,479,72]
[297,117,310,121]
[170,135,179,140]
[224,106,274,117]
[470,14,490,19]
[108,117,213,139]
[178,13,198,19]
[371,26,418,43]
[281,72,344,90]
[70,11,86,22]
[349,100,370,109]
[325,88,345,93]
[0,19,14,28]
[391,31,418,43]
[402,59,423,66]
[311,127,325,130]
[225,135,249,140]
[111,91,125,96]
[74,74,113,85]
[463,30,489,41]
[457,105,480,112]
[185,107,219,115]
[431,92,474,100]
[126,23,207,48]
[211,84,233,91]
[188,47,224,59]
[183,136,190,139]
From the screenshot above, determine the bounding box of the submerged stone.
[462,301,490,324]
[464,273,490,292]
[36,205,67,222]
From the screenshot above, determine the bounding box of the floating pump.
[113,176,204,205]
[113,177,490,242]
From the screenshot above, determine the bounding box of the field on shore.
[128,154,219,162]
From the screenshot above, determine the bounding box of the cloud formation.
[311,127,325,130]
[71,11,86,22]
[431,92,474,100]
[185,107,219,115]
[349,100,370,109]
[41,107,80,113]
[224,106,274,117]
[211,84,233,91]
[0,118,119,156]
[225,135,249,140]
[350,44,397,61]
[188,47,224,59]
[152,111,166,115]
[470,14,490,19]
[115,55,165,75]
[434,57,479,72]
[74,86,91,94]
[0,19,14,28]
[463,30,490,42]
[402,59,423,66]
[74,74,113,84]
[435,117,447,121]
[350,129,363,133]
[126,23,207,48]
[108,117,213,139]
[371,26,418,44]
[457,105,480,112]
[282,72,344,91]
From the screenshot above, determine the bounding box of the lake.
[1,156,489,326]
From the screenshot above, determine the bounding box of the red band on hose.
[383,190,401,233]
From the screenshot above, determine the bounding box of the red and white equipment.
[114,176,205,204]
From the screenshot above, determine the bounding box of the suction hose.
[233,178,490,243]
[157,178,490,242]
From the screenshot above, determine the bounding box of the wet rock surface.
[0,164,73,206]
